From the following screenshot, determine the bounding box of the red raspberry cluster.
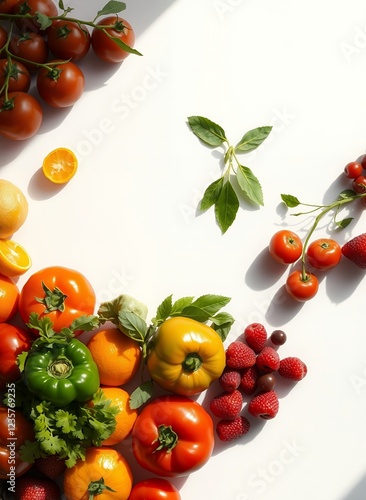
[209,323,307,442]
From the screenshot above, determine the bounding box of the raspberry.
[256,346,280,373]
[248,390,279,419]
[239,365,259,395]
[278,357,307,381]
[219,367,241,392]
[243,323,267,353]
[216,416,251,442]
[225,341,256,370]
[209,390,243,419]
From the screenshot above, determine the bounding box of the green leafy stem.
[187,115,272,233]
[281,189,366,280]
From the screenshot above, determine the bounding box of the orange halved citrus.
[0,239,32,277]
[42,148,78,184]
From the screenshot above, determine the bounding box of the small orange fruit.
[42,147,78,184]
[100,387,138,445]
[0,274,19,323]
[87,327,142,386]
[0,239,32,277]
[0,179,28,239]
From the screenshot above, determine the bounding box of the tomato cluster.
[0,0,137,140]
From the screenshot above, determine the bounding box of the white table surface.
[2,1,366,499]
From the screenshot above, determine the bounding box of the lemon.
[0,239,32,277]
[0,180,28,239]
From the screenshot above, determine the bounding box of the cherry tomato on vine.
[344,161,363,179]
[0,25,7,49]
[352,175,366,194]
[285,270,319,302]
[0,59,31,95]
[269,229,303,264]
[9,32,49,70]
[47,20,91,61]
[36,60,85,108]
[13,0,58,32]
[0,0,19,14]
[306,238,341,270]
[91,16,135,63]
[129,478,181,500]
[0,91,43,140]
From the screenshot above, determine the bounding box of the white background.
[2,1,366,499]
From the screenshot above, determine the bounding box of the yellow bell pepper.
[146,316,225,396]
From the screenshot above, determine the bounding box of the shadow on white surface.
[343,474,366,500]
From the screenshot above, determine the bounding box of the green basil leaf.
[170,296,195,315]
[338,189,356,200]
[210,312,235,341]
[335,217,353,228]
[129,381,154,409]
[96,0,126,17]
[117,311,147,343]
[215,181,239,233]
[187,294,231,316]
[187,116,227,147]
[36,12,52,30]
[235,126,272,153]
[69,315,100,333]
[154,294,173,323]
[200,178,224,211]
[236,165,263,206]
[281,194,301,207]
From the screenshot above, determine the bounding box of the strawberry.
[216,415,251,442]
[14,476,61,500]
[278,357,307,381]
[34,455,66,480]
[225,341,256,370]
[239,365,259,395]
[256,346,280,373]
[209,390,243,419]
[243,322,267,353]
[248,390,279,419]
[219,367,241,392]
[342,233,366,269]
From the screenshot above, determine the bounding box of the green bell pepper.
[23,338,100,407]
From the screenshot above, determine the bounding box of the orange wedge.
[42,148,78,184]
[0,239,32,277]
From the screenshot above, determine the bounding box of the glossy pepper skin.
[146,317,225,396]
[23,338,100,407]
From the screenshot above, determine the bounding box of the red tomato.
[91,16,135,63]
[9,32,49,71]
[352,175,366,194]
[306,238,341,270]
[47,20,91,61]
[18,266,96,334]
[0,405,34,479]
[132,395,214,477]
[13,0,58,32]
[285,270,319,302]
[36,60,85,107]
[129,478,181,500]
[269,229,303,264]
[0,0,19,14]
[0,25,7,48]
[0,59,31,95]
[0,324,33,390]
[344,161,363,179]
[0,91,43,140]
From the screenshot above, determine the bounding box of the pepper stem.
[88,478,116,499]
[48,357,73,379]
[153,425,178,453]
[182,352,202,373]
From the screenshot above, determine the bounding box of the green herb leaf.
[200,178,224,211]
[154,295,173,323]
[177,295,231,323]
[105,35,142,56]
[215,181,239,233]
[117,311,147,343]
[170,296,195,315]
[17,351,28,372]
[210,312,235,341]
[335,217,353,228]
[129,380,154,409]
[98,294,148,326]
[236,165,264,206]
[235,126,272,153]
[338,189,357,200]
[36,12,52,30]
[187,116,227,147]
[69,315,100,333]
[58,0,65,10]
[281,194,301,208]
[96,1,126,18]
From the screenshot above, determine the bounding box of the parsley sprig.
[187,116,272,233]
